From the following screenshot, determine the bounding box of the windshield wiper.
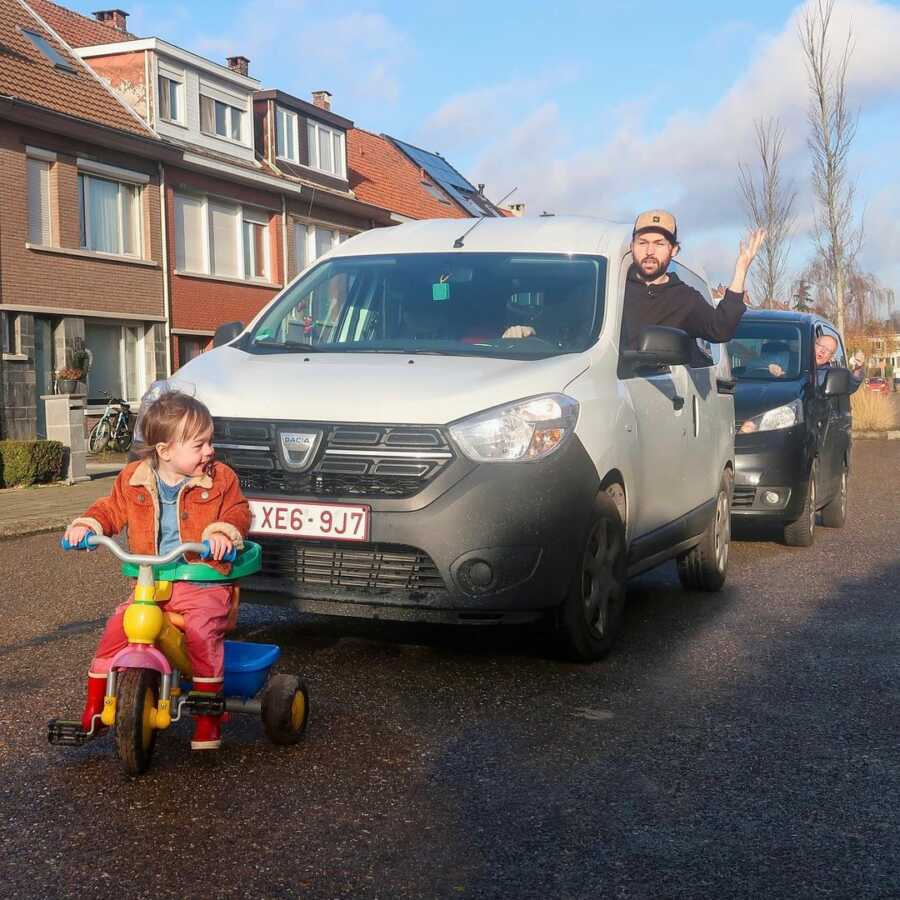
[252,339,322,352]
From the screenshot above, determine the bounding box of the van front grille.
[732,486,756,508]
[257,538,446,593]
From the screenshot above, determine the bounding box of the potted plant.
[56,367,84,394]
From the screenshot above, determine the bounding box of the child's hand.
[64,523,93,547]
[205,533,234,561]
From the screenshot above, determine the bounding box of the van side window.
[821,324,846,367]
[671,261,719,367]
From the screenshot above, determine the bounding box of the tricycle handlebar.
[60,533,237,564]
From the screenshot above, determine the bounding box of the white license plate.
[249,499,370,542]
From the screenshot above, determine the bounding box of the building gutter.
[158,163,173,377]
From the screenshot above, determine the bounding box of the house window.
[27,156,51,245]
[276,107,299,162]
[422,181,450,204]
[78,173,140,256]
[175,192,271,281]
[84,321,145,402]
[306,121,346,177]
[1,312,17,354]
[294,222,350,276]
[200,95,243,141]
[158,75,182,123]
[178,335,208,365]
[20,28,76,73]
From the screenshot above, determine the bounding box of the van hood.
[734,378,807,421]
[175,347,590,424]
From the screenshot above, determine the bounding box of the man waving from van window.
[620,210,765,351]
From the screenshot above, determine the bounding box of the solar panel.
[390,137,496,217]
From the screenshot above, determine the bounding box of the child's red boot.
[80,674,107,732]
[190,681,223,751]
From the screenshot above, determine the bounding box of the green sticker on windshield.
[432,282,450,301]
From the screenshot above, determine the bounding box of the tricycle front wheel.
[115,668,159,776]
[261,674,309,745]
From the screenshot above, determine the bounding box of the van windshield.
[728,322,807,381]
[247,252,606,359]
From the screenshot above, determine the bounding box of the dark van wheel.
[555,492,627,662]
[677,469,732,592]
[820,464,847,528]
[784,466,817,547]
[261,674,309,745]
[115,668,159,776]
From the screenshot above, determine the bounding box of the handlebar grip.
[199,540,238,562]
[60,533,98,551]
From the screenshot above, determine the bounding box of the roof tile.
[27,0,136,47]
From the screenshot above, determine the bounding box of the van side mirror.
[621,325,695,373]
[823,366,851,396]
[213,321,244,348]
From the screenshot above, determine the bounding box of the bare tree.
[799,0,862,337]
[738,118,796,308]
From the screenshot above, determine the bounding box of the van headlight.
[449,394,579,462]
[739,399,803,434]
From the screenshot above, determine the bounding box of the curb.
[852,430,900,440]
[0,520,71,541]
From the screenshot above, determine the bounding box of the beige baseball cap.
[633,209,678,244]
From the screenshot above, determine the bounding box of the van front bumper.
[240,437,601,624]
[732,425,812,523]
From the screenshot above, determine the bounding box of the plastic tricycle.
[48,534,309,775]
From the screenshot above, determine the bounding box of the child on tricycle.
[56,391,307,766]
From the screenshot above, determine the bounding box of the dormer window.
[276,106,299,163]
[158,74,182,124]
[307,120,346,178]
[200,93,244,142]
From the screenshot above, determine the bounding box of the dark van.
[726,310,857,546]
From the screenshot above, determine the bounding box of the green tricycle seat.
[120,540,262,582]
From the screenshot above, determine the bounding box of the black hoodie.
[621,265,747,351]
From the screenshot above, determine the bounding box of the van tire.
[676,469,732,592]
[555,492,627,662]
[820,464,847,528]
[784,466,816,547]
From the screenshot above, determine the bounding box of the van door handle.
[672,395,685,411]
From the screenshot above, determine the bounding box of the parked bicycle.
[88,391,134,453]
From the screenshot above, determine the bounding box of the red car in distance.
[864,377,890,395]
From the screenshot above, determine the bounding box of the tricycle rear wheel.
[261,674,309,745]
[115,668,159,776]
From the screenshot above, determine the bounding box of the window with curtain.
[243,208,268,280]
[306,121,346,177]
[200,95,243,141]
[27,157,51,245]
[293,222,351,277]
[84,322,144,401]
[158,75,181,123]
[209,200,239,277]
[78,173,140,256]
[276,107,298,161]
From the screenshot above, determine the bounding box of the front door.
[33,317,54,438]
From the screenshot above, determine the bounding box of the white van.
[178,216,736,661]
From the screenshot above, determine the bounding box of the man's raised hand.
[730,228,767,294]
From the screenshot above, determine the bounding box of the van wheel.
[784,465,816,547]
[676,470,732,592]
[820,464,847,528]
[555,493,627,662]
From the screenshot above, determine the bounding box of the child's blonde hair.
[139,391,213,462]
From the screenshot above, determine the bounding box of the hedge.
[0,440,65,487]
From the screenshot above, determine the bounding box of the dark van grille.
[257,538,445,593]
[213,418,455,500]
[732,486,756,508]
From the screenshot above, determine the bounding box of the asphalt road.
[1,441,897,899]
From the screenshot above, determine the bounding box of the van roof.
[338,215,635,258]
[742,309,838,331]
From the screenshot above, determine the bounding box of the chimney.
[311,90,332,111]
[227,55,250,77]
[93,9,129,32]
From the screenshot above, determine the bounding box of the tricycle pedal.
[48,719,93,746]
[182,693,226,716]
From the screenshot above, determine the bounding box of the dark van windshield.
[728,322,807,381]
[248,252,606,359]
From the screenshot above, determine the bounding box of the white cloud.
[443,0,900,286]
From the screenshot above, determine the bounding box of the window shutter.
[174,193,205,273]
[27,158,51,245]
[209,200,239,277]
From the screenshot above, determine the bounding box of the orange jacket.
[73,459,251,575]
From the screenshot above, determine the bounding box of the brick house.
[0,0,178,439]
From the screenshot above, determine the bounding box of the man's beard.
[636,256,668,281]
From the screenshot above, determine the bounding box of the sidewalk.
[0,459,124,539]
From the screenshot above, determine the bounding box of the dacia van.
[726,310,855,546]
[177,217,737,661]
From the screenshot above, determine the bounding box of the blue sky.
[69,0,900,307]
